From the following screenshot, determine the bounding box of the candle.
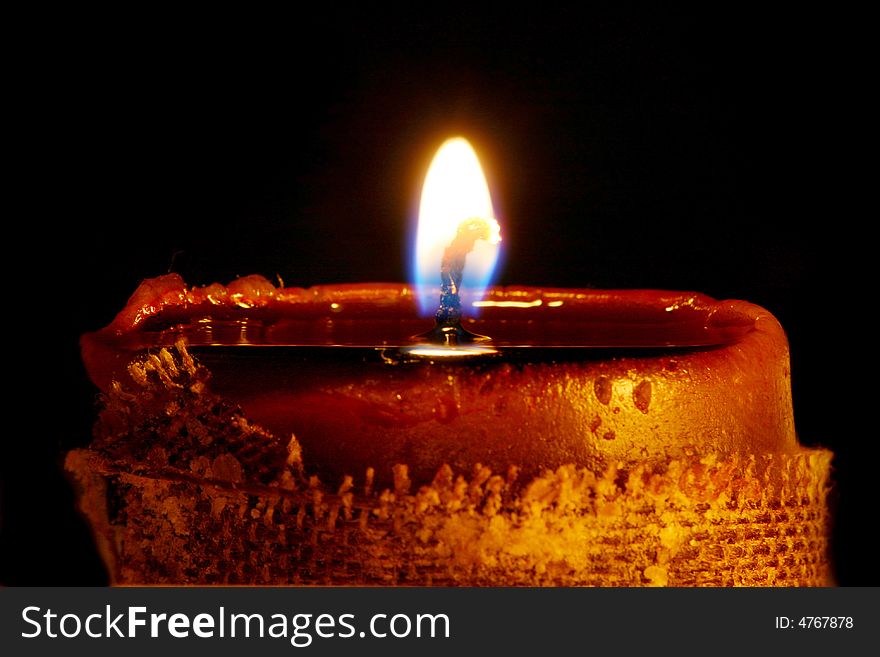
[67,138,832,586]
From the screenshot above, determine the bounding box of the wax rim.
[87,272,761,345]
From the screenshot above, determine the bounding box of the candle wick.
[421,217,497,346]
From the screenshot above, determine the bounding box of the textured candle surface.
[68,275,833,585]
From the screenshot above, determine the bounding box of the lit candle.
[68,137,832,586]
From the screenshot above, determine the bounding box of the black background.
[3,7,871,584]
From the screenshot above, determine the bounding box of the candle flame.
[412,137,501,316]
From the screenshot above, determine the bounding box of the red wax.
[82,274,796,487]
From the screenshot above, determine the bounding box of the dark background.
[3,8,870,584]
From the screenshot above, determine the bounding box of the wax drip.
[420,217,500,346]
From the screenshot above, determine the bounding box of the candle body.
[69,274,832,585]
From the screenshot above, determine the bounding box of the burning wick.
[421,216,502,346]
